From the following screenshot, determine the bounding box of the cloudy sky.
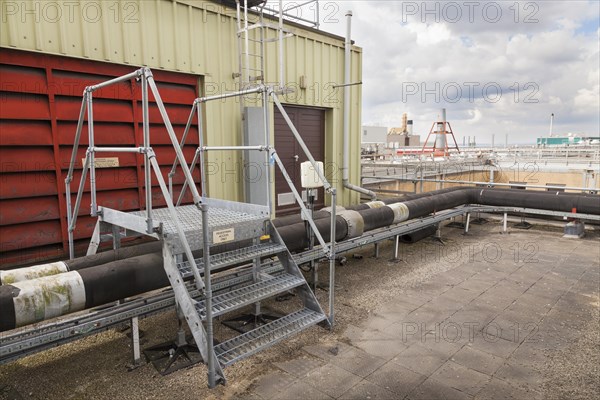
[279,1,599,144]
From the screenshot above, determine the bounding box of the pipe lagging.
[1,188,599,331]
[3,187,598,282]
[0,253,168,332]
[277,188,600,251]
[0,241,163,284]
[2,187,598,282]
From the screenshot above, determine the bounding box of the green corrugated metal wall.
[0,0,362,206]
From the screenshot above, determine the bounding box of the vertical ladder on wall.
[235,1,267,90]
[234,0,320,93]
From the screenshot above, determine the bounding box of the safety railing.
[64,68,207,292]
[166,84,339,325]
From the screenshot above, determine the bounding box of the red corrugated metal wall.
[0,49,201,267]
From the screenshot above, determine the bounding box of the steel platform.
[100,199,269,252]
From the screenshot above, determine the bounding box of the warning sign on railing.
[82,157,119,168]
[213,228,235,244]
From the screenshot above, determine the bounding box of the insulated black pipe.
[3,188,599,284]
[0,253,169,331]
[78,253,168,309]
[360,207,396,232]
[475,188,600,214]
[271,187,470,227]
[271,211,331,228]
[276,216,348,250]
[277,188,600,252]
[403,190,472,219]
[0,241,164,285]
[380,186,468,205]
[0,239,263,331]
[1,188,599,331]
[65,241,163,271]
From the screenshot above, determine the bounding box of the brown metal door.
[274,105,325,215]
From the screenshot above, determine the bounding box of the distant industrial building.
[387,113,420,148]
[537,135,600,146]
[362,126,388,144]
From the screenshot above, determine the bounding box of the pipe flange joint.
[388,203,410,224]
[338,210,364,239]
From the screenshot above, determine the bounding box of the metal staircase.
[65,66,336,388]
[153,199,327,386]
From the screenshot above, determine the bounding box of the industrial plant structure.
[1,0,599,394]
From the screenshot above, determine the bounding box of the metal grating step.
[215,308,327,366]
[177,243,286,278]
[195,272,304,319]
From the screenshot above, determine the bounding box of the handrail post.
[142,72,153,233]
[201,203,216,387]
[328,189,337,327]
[261,87,272,214]
[197,101,207,199]
[87,90,97,217]
[65,93,88,259]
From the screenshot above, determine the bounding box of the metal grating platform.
[195,272,304,319]
[215,308,326,366]
[130,204,266,251]
[177,243,286,278]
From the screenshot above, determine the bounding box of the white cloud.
[316,0,600,143]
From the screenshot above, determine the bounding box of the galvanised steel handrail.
[63,66,220,383]
[165,84,339,326]
[63,68,204,289]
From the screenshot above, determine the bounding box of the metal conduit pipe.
[342,10,377,201]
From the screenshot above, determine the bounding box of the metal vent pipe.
[342,10,377,200]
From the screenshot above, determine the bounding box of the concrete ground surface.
[1,221,599,399]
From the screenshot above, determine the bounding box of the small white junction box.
[301,161,324,189]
